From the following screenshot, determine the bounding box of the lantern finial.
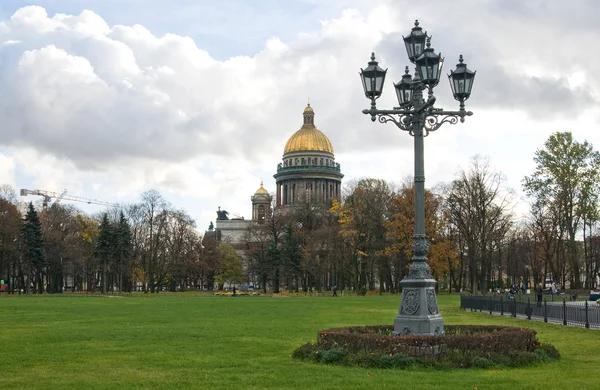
[459,54,464,63]
[414,20,419,27]
[426,36,431,48]
[371,52,375,61]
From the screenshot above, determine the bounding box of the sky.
[0,0,599,231]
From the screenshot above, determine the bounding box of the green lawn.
[1,293,598,389]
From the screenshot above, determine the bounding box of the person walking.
[332,286,338,297]
[536,283,543,307]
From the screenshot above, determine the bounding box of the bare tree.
[445,156,514,292]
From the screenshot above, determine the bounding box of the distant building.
[208,104,343,247]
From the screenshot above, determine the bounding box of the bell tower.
[251,181,272,223]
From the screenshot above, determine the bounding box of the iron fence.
[460,294,600,330]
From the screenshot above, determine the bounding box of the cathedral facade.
[212,104,343,246]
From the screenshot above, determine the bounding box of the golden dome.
[283,104,334,154]
[255,181,268,194]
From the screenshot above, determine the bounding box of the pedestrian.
[332,286,338,297]
[536,283,543,307]
[551,282,557,297]
[232,286,237,297]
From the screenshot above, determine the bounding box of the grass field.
[1,292,598,389]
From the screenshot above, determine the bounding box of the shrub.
[317,325,537,356]
[537,343,560,359]
[292,343,318,360]
[321,347,347,364]
[471,356,493,368]
[294,324,559,370]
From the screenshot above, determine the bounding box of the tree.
[22,203,46,294]
[95,213,115,293]
[280,224,303,292]
[41,204,79,293]
[523,132,600,289]
[386,181,455,292]
[115,211,133,292]
[445,156,513,292]
[0,184,18,203]
[0,198,22,294]
[200,234,219,290]
[331,178,392,293]
[74,214,99,291]
[267,240,282,293]
[215,243,245,289]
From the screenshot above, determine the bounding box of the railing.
[460,294,600,330]
[275,164,342,174]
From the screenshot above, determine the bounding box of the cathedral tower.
[274,104,343,208]
[251,181,272,223]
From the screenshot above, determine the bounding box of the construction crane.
[20,188,119,209]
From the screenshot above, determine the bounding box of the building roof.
[283,104,334,154]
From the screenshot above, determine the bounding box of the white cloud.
[0,2,599,230]
[0,152,16,186]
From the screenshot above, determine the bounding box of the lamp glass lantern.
[394,66,413,106]
[448,55,476,101]
[415,41,443,87]
[360,53,388,99]
[403,20,428,63]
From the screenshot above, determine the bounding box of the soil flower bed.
[293,325,560,369]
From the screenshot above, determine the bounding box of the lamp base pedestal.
[393,278,444,336]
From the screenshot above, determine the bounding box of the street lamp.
[360,20,476,336]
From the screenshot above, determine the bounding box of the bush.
[317,325,537,356]
[321,347,347,364]
[292,343,319,360]
[471,356,493,368]
[293,324,559,370]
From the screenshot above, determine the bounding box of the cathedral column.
[316,179,320,203]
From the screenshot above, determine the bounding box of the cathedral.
[209,104,343,247]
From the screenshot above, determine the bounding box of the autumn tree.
[73,214,99,291]
[331,178,393,292]
[0,197,22,293]
[385,180,456,292]
[215,242,245,289]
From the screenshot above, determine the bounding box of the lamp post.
[360,20,476,336]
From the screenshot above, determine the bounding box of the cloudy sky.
[0,0,599,230]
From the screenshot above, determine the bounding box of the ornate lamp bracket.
[377,113,413,133]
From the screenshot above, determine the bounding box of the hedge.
[317,325,538,356]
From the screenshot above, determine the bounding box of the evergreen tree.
[95,213,115,293]
[281,224,303,292]
[116,211,133,292]
[22,202,46,294]
[267,240,281,293]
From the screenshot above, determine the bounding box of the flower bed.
[293,325,559,369]
[212,291,262,296]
